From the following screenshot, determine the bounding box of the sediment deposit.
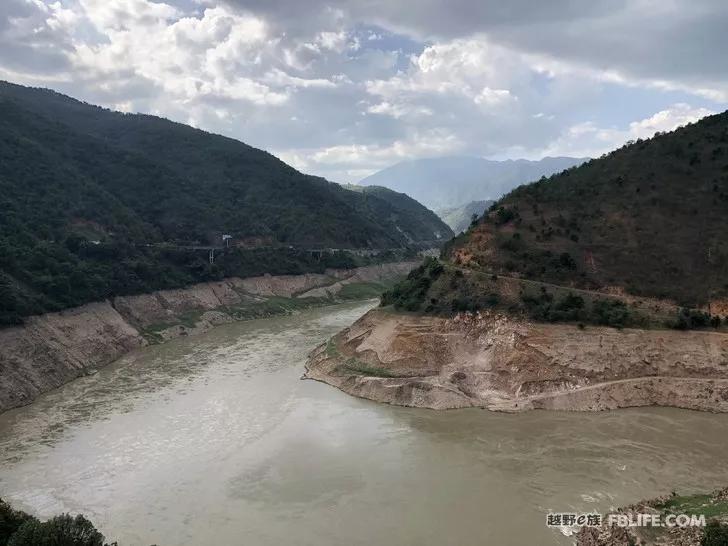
[305,308,728,412]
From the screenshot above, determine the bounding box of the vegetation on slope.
[577,488,728,546]
[0,498,116,546]
[342,184,452,242]
[381,258,674,328]
[443,111,728,308]
[384,112,728,329]
[0,81,442,324]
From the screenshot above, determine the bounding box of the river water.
[1,300,727,546]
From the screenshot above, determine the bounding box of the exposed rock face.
[0,302,145,411]
[0,262,417,413]
[304,308,728,412]
[113,262,416,329]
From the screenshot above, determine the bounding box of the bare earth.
[0,262,415,413]
[304,308,728,412]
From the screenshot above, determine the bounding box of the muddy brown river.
[1,300,727,546]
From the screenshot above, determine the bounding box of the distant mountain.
[0,81,448,323]
[359,156,588,211]
[437,200,494,234]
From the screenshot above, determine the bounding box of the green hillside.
[0,81,446,324]
[383,111,728,328]
[343,185,452,243]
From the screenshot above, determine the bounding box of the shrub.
[7,514,107,546]
[0,499,35,545]
[592,299,630,328]
[674,308,713,329]
[558,252,577,270]
[494,207,516,225]
[702,520,728,546]
[380,257,444,312]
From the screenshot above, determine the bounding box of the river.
[1,300,727,546]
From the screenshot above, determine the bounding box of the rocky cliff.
[305,308,728,412]
[0,262,415,413]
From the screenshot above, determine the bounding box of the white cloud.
[366,100,432,118]
[78,0,180,30]
[367,38,526,103]
[628,103,715,139]
[280,128,464,180]
[1,0,726,185]
[74,4,289,105]
[474,87,513,106]
[533,104,715,159]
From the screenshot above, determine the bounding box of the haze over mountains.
[358,156,588,212]
[0,81,451,323]
[436,200,494,234]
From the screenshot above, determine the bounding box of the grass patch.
[325,337,340,358]
[655,494,728,519]
[225,296,328,320]
[139,309,206,342]
[341,358,402,378]
[337,281,389,300]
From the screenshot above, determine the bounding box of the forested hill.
[0,81,450,247]
[0,81,451,324]
[343,185,451,242]
[444,110,728,307]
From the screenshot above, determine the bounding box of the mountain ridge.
[358,155,588,211]
[382,109,728,325]
[0,81,451,324]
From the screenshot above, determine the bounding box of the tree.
[0,499,34,545]
[7,514,106,546]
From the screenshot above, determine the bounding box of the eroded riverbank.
[1,301,728,546]
[305,307,728,412]
[0,262,416,412]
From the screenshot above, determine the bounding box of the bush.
[592,299,630,327]
[702,520,728,546]
[7,514,107,546]
[0,499,34,545]
[558,252,577,270]
[494,207,516,225]
[380,258,444,312]
[674,308,713,329]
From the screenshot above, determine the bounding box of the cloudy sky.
[1,0,726,182]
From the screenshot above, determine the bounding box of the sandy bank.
[304,308,728,412]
